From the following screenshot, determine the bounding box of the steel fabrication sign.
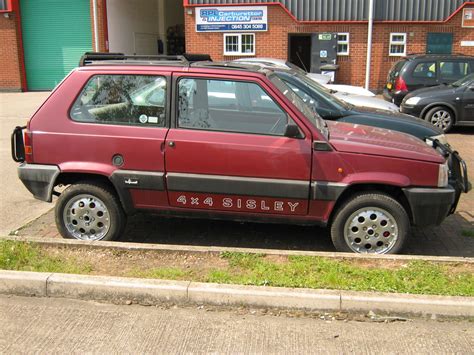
[196,6,268,32]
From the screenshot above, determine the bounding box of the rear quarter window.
[412,62,437,79]
[70,75,167,127]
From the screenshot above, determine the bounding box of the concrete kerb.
[1,270,473,317]
[3,235,474,264]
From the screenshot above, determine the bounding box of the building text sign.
[196,6,268,32]
[462,8,474,27]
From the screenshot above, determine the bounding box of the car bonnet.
[326,121,445,163]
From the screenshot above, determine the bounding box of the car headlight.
[405,97,421,106]
[438,162,449,188]
[426,134,448,146]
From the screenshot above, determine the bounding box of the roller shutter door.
[20,0,92,90]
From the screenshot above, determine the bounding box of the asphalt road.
[1,295,473,353]
[0,92,52,236]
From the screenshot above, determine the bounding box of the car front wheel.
[425,106,454,132]
[55,182,126,241]
[330,192,409,254]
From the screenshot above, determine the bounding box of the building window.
[337,33,349,55]
[0,0,11,11]
[389,33,407,56]
[224,34,255,56]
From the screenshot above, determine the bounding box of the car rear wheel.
[330,192,409,254]
[425,106,454,133]
[55,182,126,241]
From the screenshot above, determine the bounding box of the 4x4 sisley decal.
[168,191,307,215]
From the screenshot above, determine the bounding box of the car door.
[461,85,474,122]
[439,60,470,85]
[164,73,313,217]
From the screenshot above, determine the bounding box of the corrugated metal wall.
[187,0,469,21]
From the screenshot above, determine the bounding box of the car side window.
[177,78,289,136]
[70,75,167,127]
[412,62,437,79]
[440,61,470,81]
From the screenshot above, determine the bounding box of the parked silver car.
[232,58,399,112]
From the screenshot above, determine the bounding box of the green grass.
[0,241,472,297]
[208,252,474,297]
[461,230,474,238]
[0,240,92,274]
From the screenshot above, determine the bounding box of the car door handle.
[168,141,175,147]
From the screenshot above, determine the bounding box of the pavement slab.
[1,295,473,353]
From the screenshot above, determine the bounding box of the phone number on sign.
[230,24,265,30]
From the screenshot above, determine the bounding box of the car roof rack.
[406,53,474,58]
[192,61,264,72]
[79,52,212,67]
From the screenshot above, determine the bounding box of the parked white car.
[232,58,398,112]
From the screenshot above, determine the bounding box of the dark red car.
[11,54,470,254]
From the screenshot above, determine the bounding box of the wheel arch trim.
[420,102,458,121]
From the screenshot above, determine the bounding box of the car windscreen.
[452,73,474,87]
[268,73,328,138]
[276,71,351,112]
[285,62,309,75]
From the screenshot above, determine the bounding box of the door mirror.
[284,123,301,138]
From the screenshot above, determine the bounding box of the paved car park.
[3,92,473,257]
[0,92,52,236]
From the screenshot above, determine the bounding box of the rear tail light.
[24,131,33,163]
[394,77,408,92]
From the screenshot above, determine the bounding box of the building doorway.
[106,0,184,56]
[288,34,312,72]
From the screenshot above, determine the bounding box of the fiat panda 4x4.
[11,54,470,254]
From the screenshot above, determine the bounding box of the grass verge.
[0,240,92,274]
[462,230,474,238]
[1,241,473,297]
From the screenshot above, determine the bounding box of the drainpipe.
[365,0,375,90]
[92,0,100,52]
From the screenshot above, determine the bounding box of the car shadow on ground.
[117,210,474,257]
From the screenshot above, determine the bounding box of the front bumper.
[18,163,60,202]
[403,187,455,227]
[404,139,471,227]
[400,104,423,117]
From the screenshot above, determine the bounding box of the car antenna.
[296,52,309,72]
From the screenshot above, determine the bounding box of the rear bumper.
[403,187,455,227]
[18,163,59,202]
[382,89,406,106]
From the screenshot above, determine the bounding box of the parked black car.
[275,70,447,144]
[400,74,474,132]
[383,54,474,106]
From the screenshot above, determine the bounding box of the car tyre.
[330,192,409,254]
[425,106,454,133]
[55,182,126,241]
